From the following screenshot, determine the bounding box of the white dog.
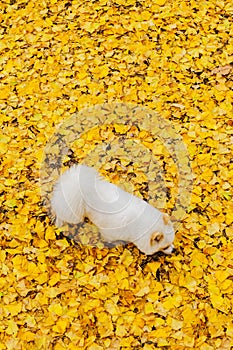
[51,165,175,255]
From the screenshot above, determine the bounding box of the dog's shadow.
[59,219,130,250]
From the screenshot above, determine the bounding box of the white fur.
[51,165,175,255]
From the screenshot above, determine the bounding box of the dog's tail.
[51,165,85,226]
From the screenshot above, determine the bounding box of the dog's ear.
[150,232,164,246]
[163,214,170,225]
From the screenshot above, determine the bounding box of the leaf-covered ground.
[0,0,233,349]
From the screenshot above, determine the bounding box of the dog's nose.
[170,246,176,254]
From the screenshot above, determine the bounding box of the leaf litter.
[0,0,233,349]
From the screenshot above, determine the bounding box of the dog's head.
[135,213,175,255]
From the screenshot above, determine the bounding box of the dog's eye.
[162,245,174,254]
[162,245,170,251]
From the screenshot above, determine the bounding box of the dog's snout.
[162,244,175,254]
